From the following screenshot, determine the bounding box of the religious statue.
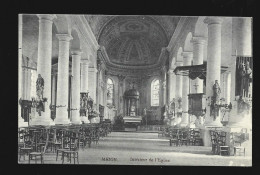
[36,100,45,116]
[176,97,182,117]
[36,74,44,100]
[212,80,221,105]
[80,93,88,116]
[143,108,147,115]
[210,80,221,119]
[240,61,252,97]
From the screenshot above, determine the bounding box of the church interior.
[18,14,252,166]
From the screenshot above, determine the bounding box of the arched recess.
[176,47,183,62]
[183,32,193,52]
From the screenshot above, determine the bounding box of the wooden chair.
[158,127,165,138]
[219,146,230,156]
[180,130,189,146]
[29,129,49,164]
[233,134,246,156]
[19,133,34,161]
[62,138,79,164]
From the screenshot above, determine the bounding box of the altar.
[123,85,142,130]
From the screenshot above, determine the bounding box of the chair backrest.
[42,129,50,154]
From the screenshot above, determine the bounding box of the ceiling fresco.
[85,15,180,67]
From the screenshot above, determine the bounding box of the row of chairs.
[166,128,203,147]
[210,130,228,155]
[18,123,112,164]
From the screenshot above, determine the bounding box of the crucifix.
[193,83,199,93]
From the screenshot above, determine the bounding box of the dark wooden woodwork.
[188,93,206,118]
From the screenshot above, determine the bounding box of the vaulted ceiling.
[85,15,180,68]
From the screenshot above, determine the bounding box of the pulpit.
[188,93,206,118]
[123,86,142,130]
[19,99,32,122]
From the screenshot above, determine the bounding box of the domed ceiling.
[85,15,180,68]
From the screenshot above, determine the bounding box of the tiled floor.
[18,132,252,166]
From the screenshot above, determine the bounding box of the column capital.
[71,50,82,56]
[191,36,207,45]
[37,14,57,21]
[167,69,174,74]
[81,58,89,64]
[181,51,193,58]
[56,34,73,42]
[204,17,224,25]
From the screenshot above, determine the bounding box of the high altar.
[123,86,142,129]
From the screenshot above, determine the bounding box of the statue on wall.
[210,80,221,119]
[36,74,44,100]
[34,74,46,116]
[80,93,88,116]
[212,80,221,105]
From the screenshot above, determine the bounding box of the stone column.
[51,73,57,106]
[175,62,183,124]
[180,52,193,127]
[88,67,97,103]
[191,36,206,93]
[224,72,231,104]
[18,14,27,127]
[168,69,175,125]
[55,34,72,125]
[80,58,90,123]
[70,50,82,124]
[167,69,176,103]
[31,14,56,126]
[204,17,224,126]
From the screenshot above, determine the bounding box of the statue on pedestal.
[212,80,221,105]
[35,74,46,116]
[210,80,221,119]
[36,74,44,100]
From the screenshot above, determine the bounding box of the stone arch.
[71,28,81,50]
[194,16,208,37]
[183,32,193,52]
[54,15,71,34]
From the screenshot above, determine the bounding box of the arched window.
[107,78,114,105]
[151,79,160,106]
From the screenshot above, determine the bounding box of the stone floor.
[18,132,252,166]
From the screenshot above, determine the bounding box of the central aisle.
[22,132,251,166]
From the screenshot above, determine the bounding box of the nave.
[18,127,251,166]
